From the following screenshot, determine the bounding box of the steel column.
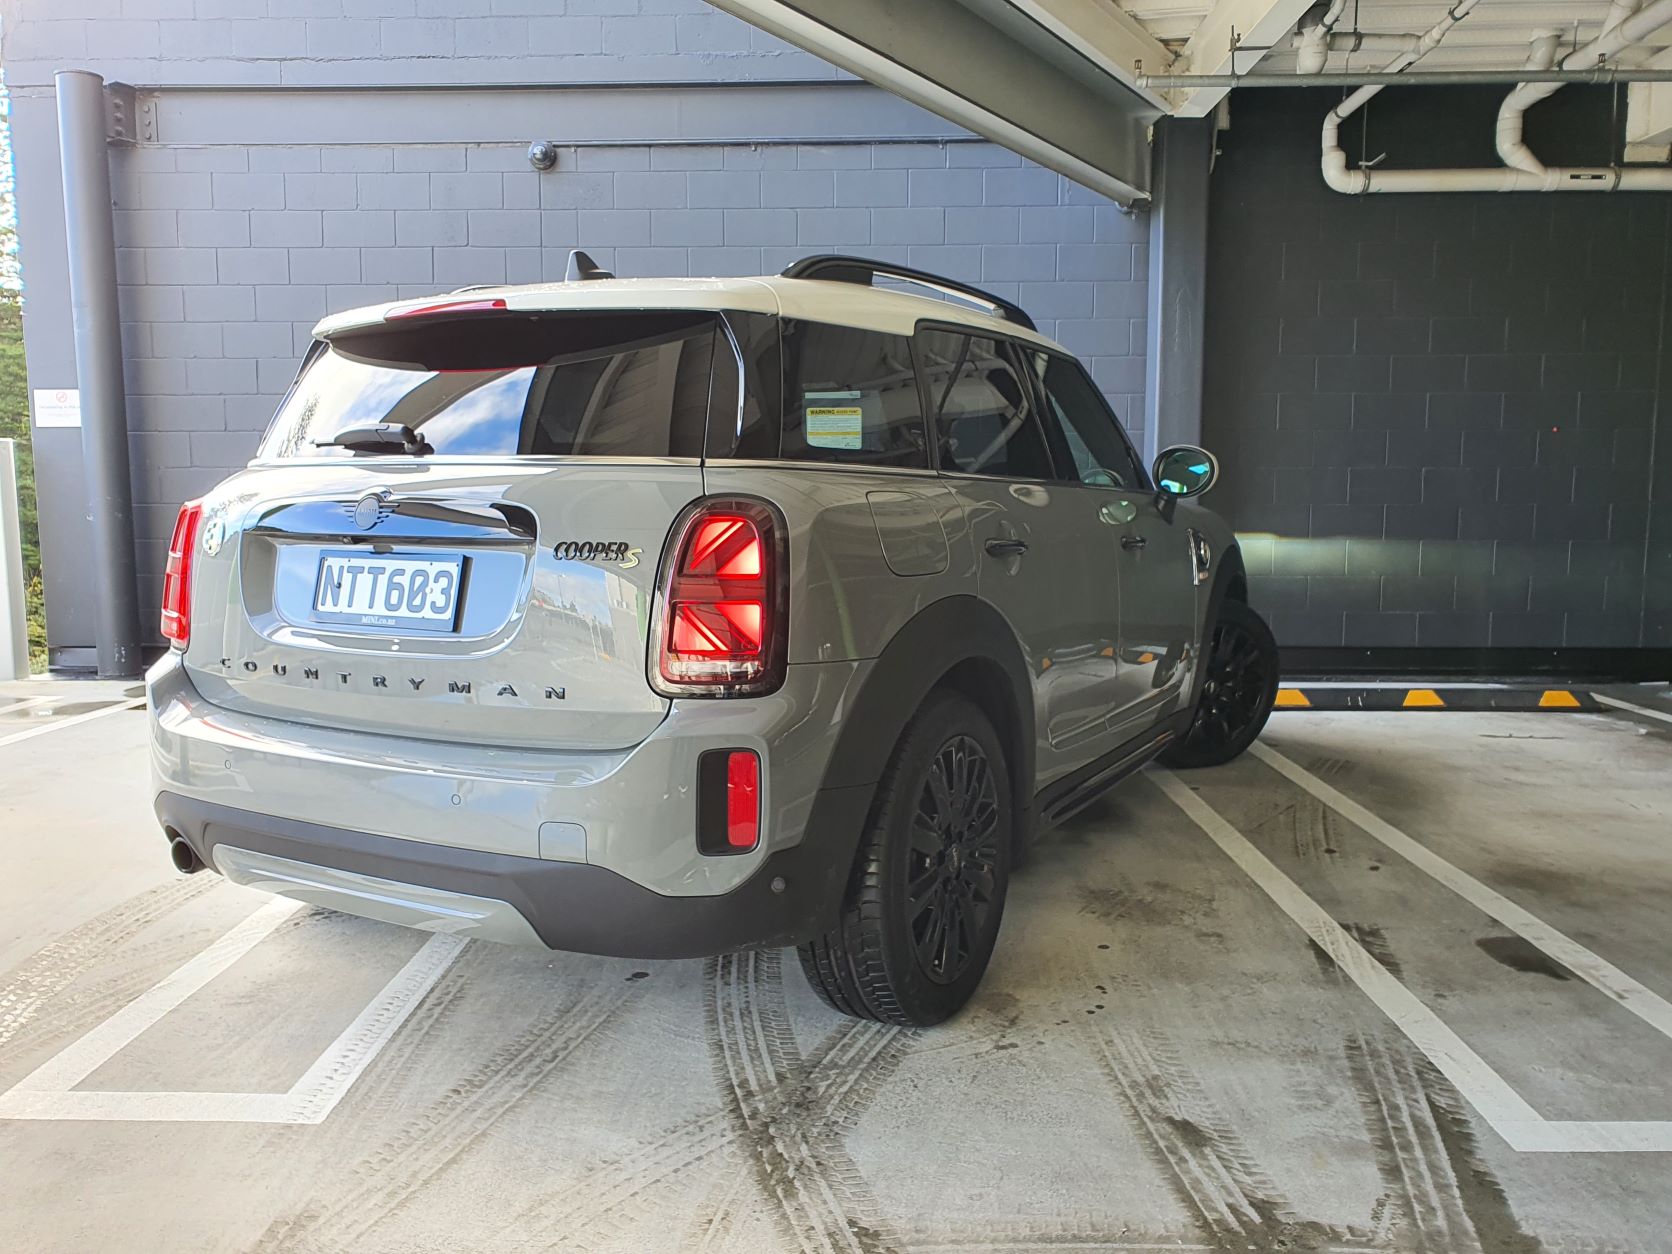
[55,71,141,678]
[1142,116,1215,465]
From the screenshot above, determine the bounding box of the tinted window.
[1028,351,1149,490]
[916,329,1054,480]
[780,321,928,468]
[258,312,718,460]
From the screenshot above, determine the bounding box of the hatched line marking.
[0,899,465,1124]
[1151,768,1672,1153]
[0,698,144,749]
[1595,692,1672,727]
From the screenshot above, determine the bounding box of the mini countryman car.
[149,253,1279,1025]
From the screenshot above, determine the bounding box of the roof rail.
[780,254,1037,332]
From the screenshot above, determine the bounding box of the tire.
[797,693,1013,1026]
[1159,598,1280,770]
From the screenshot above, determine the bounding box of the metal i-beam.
[705,0,1161,202]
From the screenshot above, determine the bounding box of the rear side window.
[780,320,929,469]
[258,311,719,460]
[916,328,1054,480]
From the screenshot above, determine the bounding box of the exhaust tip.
[168,835,205,875]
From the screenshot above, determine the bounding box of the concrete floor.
[2,679,1672,1252]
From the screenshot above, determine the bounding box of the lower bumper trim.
[156,789,870,960]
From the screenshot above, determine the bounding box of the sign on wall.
[32,389,81,429]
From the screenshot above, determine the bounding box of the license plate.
[311,551,466,633]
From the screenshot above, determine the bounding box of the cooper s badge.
[552,540,641,569]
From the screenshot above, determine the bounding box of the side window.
[1028,351,1149,490]
[916,328,1054,480]
[780,320,928,468]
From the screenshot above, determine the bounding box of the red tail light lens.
[654,499,786,696]
[725,751,761,849]
[697,748,761,854]
[160,499,204,648]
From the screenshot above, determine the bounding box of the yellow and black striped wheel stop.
[1272,687,1604,712]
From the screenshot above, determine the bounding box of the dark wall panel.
[1203,86,1667,655]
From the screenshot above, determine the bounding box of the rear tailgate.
[181,308,726,752]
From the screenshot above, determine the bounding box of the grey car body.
[148,255,1248,1014]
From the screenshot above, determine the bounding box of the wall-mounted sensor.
[527,140,559,172]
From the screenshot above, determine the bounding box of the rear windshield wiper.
[315,423,433,456]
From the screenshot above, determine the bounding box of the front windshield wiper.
[314,423,433,456]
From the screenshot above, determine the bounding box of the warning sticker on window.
[805,390,864,450]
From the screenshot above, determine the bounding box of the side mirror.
[1152,445,1219,498]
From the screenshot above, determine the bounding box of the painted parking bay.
[2,702,1672,1249]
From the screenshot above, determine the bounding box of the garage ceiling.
[711,0,1672,197]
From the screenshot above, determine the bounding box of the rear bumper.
[148,649,867,899]
[157,789,870,959]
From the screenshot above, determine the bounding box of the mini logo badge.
[353,494,384,531]
[200,514,225,557]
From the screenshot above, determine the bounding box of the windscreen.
[258,311,722,460]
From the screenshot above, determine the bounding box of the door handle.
[984,537,1029,559]
[1121,535,1148,552]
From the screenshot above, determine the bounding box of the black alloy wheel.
[1160,598,1280,769]
[798,693,1013,1025]
[907,735,1002,985]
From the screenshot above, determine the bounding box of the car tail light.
[160,499,204,648]
[697,749,761,854]
[653,498,787,697]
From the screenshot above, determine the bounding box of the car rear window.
[258,311,720,460]
[779,320,929,469]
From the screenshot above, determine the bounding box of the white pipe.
[1494,0,1672,180]
[1324,0,1672,193]
[1296,0,1351,73]
[1321,0,1480,191]
[1497,31,1564,173]
[1604,0,1642,35]
[1293,30,1421,59]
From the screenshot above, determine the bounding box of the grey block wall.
[1204,88,1668,654]
[111,137,1146,628]
[0,0,837,89]
[0,0,1148,653]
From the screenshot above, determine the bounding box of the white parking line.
[1154,762,1672,1153]
[1250,741,1672,1045]
[1594,693,1672,728]
[0,898,466,1124]
[0,694,75,715]
[0,698,144,749]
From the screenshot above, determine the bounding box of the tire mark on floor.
[1291,797,1342,863]
[1310,924,1403,983]
[1308,923,1539,1254]
[707,949,910,1254]
[0,877,216,1051]
[1346,1032,1541,1254]
[0,928,229,1064]
[485,1003,911,1252]
[253,960,636,1253]
[1087,1023,1340,1251]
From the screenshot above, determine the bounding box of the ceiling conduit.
[1321,0,1672,192]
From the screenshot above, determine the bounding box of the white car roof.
[312,272,1068,353]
